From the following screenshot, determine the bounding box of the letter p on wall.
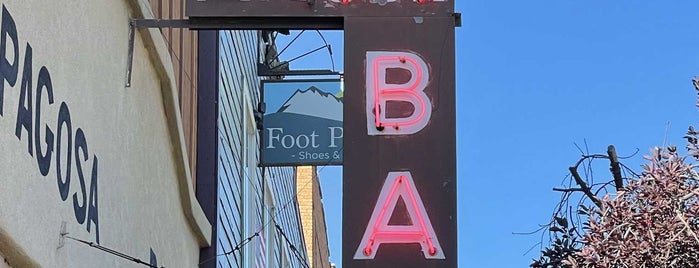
[366,51,431,135]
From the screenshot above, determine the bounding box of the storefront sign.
[343,16,457,267]
[186,0,457,266]
[261,79,343,166]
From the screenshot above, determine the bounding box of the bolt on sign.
[185,1,457,267]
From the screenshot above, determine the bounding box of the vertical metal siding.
[147,1,309,265]
[217,30,308,268]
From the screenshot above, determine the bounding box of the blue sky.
[273,1,699,267]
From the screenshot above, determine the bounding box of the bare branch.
[572,154,608,169]
[607,145,624,191]
[569,166,602,208]
[693,77,699,108]
[676,210,699,244]
[553,187,583,192]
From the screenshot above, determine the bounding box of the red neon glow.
[354,172,444,259]
[364,175,404,254]
[373,56,381,128]
[342,0,350,4]
[372,56,427,128]
[405,177,437,255]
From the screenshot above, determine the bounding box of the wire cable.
[315,30,336,72]
[210,31,343,265]
[199,145,343,266]
[200,163,336,267]
[64,236,163,268]
[198,232,259,265]
[275,221,311,268]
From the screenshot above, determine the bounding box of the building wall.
[313,171,331,268]
[141,1,311,266]
[0,253,9,268]
[148,0,198,186]
[297,166,332,268]
[216,30,309,268]
[297,167,315,266]
[0,0,208,267]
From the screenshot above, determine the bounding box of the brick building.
[297,166,332,268]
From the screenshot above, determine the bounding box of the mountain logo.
[276,86,343,121]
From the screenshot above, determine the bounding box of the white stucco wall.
[0,0,209,267]
[0,254,9,268]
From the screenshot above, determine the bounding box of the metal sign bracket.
[126,17,345,87]
[125,12,458,86]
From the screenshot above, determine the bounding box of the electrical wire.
[275,221,311,268]
[199,232,259,265]
[64,236,163,268]
[199,145,343,266]
[207,30,343,266]
[248,148,343,266]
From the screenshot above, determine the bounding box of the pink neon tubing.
[372,56,427,128]
[404,177,437,255]
[363,176,437,256]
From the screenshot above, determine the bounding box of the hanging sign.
[343,16,457,267]
[261,79,343,166]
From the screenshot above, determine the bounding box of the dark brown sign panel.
[186,0,453,18]
[343,16,457,268]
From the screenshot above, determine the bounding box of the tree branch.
[553,187,583,192]
[607,145,624,192]
[569,166,602,208]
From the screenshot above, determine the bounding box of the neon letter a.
[354,171,444,259]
